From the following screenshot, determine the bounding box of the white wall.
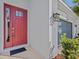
[0,0,4,54]
[50,0,79,58]
[58,0,79,38]
[29,0,49,59]
[49,0,59,58]
[1,0,78,59]
[4,0,29,9]
[0,0,49,59]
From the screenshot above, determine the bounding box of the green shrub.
[60,33,79,59]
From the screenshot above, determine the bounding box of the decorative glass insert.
[16,11,23,16]
[6,7,10,42]
[6,8,10,19]
[19,11,23,16]
[16,11,19,16]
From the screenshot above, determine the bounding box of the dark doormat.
[10,47,26,55]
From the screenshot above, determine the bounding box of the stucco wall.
[29,0,49,59]
[0,0,78,59]
[0,0,4,54]
[0,0,49,59]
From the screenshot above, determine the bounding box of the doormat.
[10,47,26,55]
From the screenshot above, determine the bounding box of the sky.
[64,0,74,7]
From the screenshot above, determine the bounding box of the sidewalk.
[0,55,23,59]
[12,46,45,59]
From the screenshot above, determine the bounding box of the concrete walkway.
[12,46,45,59]
[0,55,23,59]
[0,46,45,59]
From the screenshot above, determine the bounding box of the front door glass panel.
[5,8,10,42]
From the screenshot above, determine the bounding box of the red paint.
[4,3,27,48]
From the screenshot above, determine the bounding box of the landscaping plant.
[60,33,79,59]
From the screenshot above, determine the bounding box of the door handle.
[7,22,10,42]
[7,34,10,42]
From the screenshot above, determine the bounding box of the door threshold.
[2,44,28,56]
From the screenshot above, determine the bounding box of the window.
[16,11,19,16]
[58,20,72,44]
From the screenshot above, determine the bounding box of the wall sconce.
[53,13,60,19]
[52,13,60,22]
[50,13,67,25]
[50,13,60,25]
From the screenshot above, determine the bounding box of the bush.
[60,33,79,59]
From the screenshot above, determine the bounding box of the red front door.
[4,3,27,48]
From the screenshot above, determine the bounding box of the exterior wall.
[75,19,79,34]
[49,0,59,58]
[29,0,49,59]
[0,0,49,59]
[0,0,4,54]
[51,0,79,58]
[0,0,78,59]
[57,0,78,38]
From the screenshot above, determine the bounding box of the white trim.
[59,15,73,23]
[57,8,74,23]
[58,0,79,19]
[49,0,53,47]
[49,0,54,58]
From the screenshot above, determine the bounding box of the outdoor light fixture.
[50,13,67,25]
[50,13,60,25]
[52,13,60,22]
[53,13,60,19]
[53,13,67,21]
